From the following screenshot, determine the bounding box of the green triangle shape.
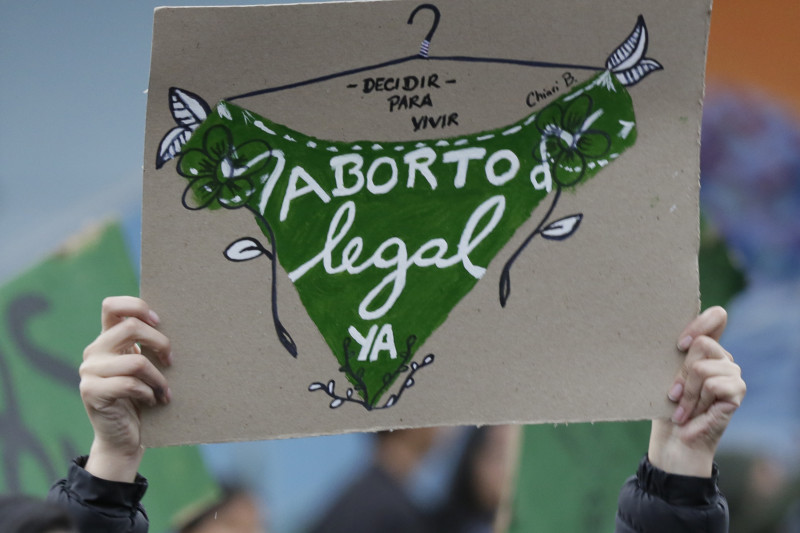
[175,71,637,409]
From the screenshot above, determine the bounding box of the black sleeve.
[615,455,729,533]
[46,456,149,533]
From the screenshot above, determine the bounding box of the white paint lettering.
[279,166,332,221]
[366,157,399,195]
[530,163,553,193]
[485,149,520,186]
[455,195,506,278]
[404,147,438,189]
[257,149,286,214]
[288,201,355,281]
[358,238,408,320]
[290,197,507,320]
[369,324,397,361]
[442,147,487,188]
[349,324,378,361]
[330,154,365,197]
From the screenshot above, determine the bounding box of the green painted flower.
[177,124,271,210]
[533,94,611,187]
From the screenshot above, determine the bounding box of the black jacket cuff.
[638,454,720,507]
[66,455,149,507]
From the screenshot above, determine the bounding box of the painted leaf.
[541,214,583,240]
[605,16,663,87]
[157,127,193,169]
[224,237,265,262]
[605,15,648,71]
[169,87,210,130]
[155,88,212,169]
[613,59,663,87]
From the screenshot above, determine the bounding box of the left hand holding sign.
[80,296,172,483]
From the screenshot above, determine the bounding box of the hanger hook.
[407,4,441,58]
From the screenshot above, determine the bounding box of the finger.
[691,371,745,421]
[669,329,734,403]
[101,296,160,332]
[80,374,159,409]
[679,401,739,447]
[669,336,733,412]
[80,353,170,403]
[680,359,744,418]
[677,306,727,352]
[85,318,172,367]
[673,336,737,423]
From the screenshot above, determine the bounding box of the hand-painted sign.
[141,0,711,445]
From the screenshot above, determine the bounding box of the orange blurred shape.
[707,0,800,115]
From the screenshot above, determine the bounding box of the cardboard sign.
[141,0,711,446]
[0,223,217,531]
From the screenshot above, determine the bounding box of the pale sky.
[0,1,339,281]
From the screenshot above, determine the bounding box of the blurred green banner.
[508,421,650,532]
[0,222,218,533]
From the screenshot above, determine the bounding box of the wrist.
[85,439,145,483]
[648,419,715,478]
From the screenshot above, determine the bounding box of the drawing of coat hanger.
[226,3,611,102]
[158,3,661,168]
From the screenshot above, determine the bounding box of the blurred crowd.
[700,88,800,533]
[0,426,514,533]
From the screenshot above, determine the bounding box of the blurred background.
[1,0,798,531]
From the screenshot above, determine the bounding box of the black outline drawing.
[156,88,211,169]
[154,4,663,410]
[222,213,298,358]
[155,8,660,166]
[222,4,605,104]
[308,336,435,410]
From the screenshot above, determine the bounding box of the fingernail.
[167,350,174,366]
[668,382,683,402]
[165,388,172,403]
[149,310,161,326]
[677,335,693,351]
[672,405,685,424]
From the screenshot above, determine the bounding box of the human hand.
[648,306,746,477]
[79,296,172,482]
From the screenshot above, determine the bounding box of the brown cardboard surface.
[141,0,710,446]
